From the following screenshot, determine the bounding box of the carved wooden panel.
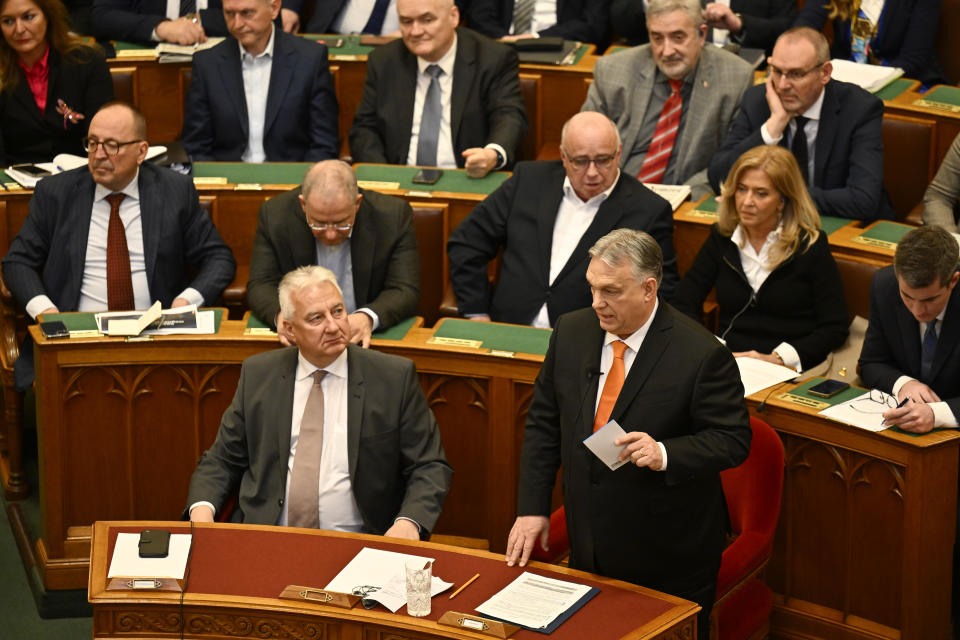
[772,432,905,628]
[100,607,333,639]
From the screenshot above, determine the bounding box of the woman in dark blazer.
[0,0,113,166]
[794,0,947,85]
[672,145,849,372]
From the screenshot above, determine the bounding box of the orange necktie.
[593,340,627,432]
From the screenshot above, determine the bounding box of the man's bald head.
[560,112,623,201]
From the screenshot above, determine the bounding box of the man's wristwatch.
[493,148,505,168]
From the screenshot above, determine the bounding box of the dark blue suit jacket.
[795,0,946,86]
[182,30,338,162]
[859,267,960,420]
[90,0,229,44]
[2,163,236,389]
[466,0,610,46]
[708,79,895,222]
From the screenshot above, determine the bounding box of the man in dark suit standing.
[1,101,236,390]
[447,112,678,327]
[181,0,338,162]
[505,228,751,640]
[187,265,452,539]
[708,27,894,221]
[247,160,419,347]
[349,0,528,178]
[466,0,610,46]
[91,0,229,46]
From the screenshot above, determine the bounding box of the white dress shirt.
[26,170,202,319]
[594,299,669,468]
[332,0,399,35]
[531,172,620,328]
[240,26,276,164]
[730,223,801,371]
[510,0,557,35]
[761,88,823,187]
[892,307,958,427]
[314,233,380,329]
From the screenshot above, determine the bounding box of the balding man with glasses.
[247,160,419,347]
[2,101,236,391]
[709,27,895,221]
[447,111,677,327]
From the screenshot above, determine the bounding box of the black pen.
[880,396,910,426]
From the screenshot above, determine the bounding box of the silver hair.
[278,265,343,321]
[589,229,663,286]
[646,0,703,27]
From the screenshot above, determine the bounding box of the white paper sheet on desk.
[107,532,192,579]
[735,357,798,397]
[476,571,592,630]
[819,390,893,432]
[583,420,628,470]
[324,547,452,612]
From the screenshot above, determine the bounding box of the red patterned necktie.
[105,193,134,311]
[593,340,627,432]
[637,79,684,184]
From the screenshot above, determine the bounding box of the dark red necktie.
[637,79,684,184]
[105,192,135,311]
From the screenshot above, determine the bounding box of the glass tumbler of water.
[405,559,432,617]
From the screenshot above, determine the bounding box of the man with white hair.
[187,265,452,539]
[582,0,752,199]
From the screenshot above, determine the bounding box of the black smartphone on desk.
[39,320,69,339]
[412,168,443,184]
[10,163,52,177]
[808,379,850,398]
[138,529,171,558]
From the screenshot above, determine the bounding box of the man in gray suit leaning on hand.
[582,0,752,199]
[187,266,452,539]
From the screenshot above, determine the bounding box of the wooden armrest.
[904,202,924,227]
[0,271,21,375]
[439,281,461,319]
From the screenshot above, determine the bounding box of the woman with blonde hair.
[0,0,113,165]
[672,144,848,371]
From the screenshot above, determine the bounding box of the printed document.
[735,357,798,397]
[324,547,452,612]
[476,571,592,630]
[819,390,894,432]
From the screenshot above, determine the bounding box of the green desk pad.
[193,162,312,184]
[852,221,913,245]
[354,165,510,195]
[874,77,912,101]
[913,85,960,113]
[820,215,849,235]
[112,41,156,53]
[433,319,551,355]
[302,34,375,57]
[245,313,416,341]
[0,170,20,188]
[692,196,719,215]
[781,377,865,407]
[41,308,224,333]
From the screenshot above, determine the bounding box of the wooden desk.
[89,520,699,640]
[748,382,960,640]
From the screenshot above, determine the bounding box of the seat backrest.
[936,0,960,84]
[833,255,881,322]
[410,202,447,326]
[882,114,937,221]
[517,73,542,162]
[720,416,784,542]
[109,67,137,105]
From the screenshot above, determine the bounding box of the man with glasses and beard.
[246,159,419,347]
[1,101,236,391]
[447,111,677,327]
[709,27,894,222]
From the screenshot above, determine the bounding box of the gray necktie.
[416,65,443,167]
[513,0,535,34]
[287,370,327,528]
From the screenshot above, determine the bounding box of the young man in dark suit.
[349,0,528,178]
[506,228,751,640]
[187,265,452,539]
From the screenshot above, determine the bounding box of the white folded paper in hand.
[582,420,628,470]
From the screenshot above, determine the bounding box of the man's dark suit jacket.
[349,28,528,169]
[90,0,229,44]
[518,305,751,596]
[0,48,114,166]
[247,187,419,331]
[466,0,610,46]
[182,30,339,162]
[610,0,795,51]
[708,79,894,222]
[447,161,678,325]
[185,345,453,537]
[859,267,960,419]
[1,163,236,389]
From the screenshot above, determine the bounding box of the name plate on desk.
[278,585,360,609]
[106,576,183,592]
[428,336,483,349]
[777,391,830,411]
[235,183,263,190]
[193,176,228,185]
[439,611,519,638]
[244,327,276,336]
[357,180,401,190]
[849,235,897,250]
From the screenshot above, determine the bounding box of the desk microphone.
[719,290,757,343]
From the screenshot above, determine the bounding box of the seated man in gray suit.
[582,0,752,199]
[187,266,452,539]
[247,160,419,347]
[2,101,236,390]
